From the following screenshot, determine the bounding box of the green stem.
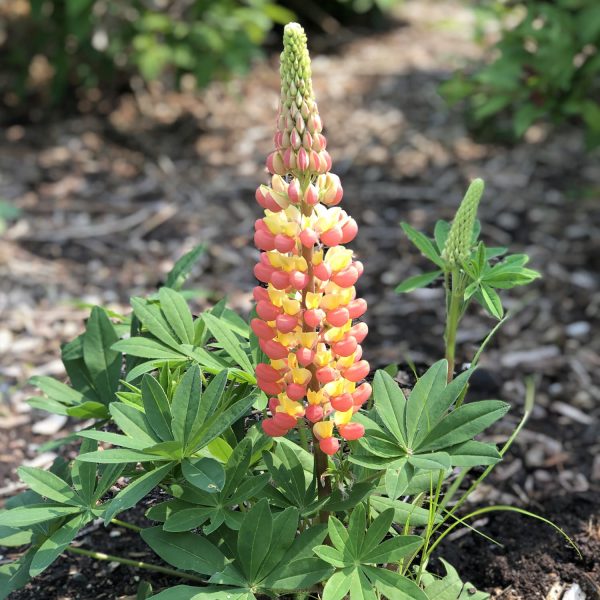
[110,518,142,533]
[415,471,444,584]
[444,270,463,383]
[65,546,206,583]
[297,418,310,452]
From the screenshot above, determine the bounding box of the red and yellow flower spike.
[252,23,371,455]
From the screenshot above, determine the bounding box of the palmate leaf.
[421,558,489,599]
[83,307,121,403]
[202,313,254,374]
[0,505,83,527]
[158,287,194,345]
[395,270,442,294]
[148,586,253,600]
[17,467,81,507]
[164,244,206,290]
[400,223,445,268]
[142,527,227,576]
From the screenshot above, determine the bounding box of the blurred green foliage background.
[0,0,599,145]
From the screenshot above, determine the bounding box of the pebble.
[563,583,586,600]
[565,321,591,338]
[31,413,68,435]
[501,345,561,369]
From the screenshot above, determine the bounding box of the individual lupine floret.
[253,23,370,454]
[442,178,485,267]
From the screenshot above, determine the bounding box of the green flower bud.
[442,178,485,267]
[281,23,314,107]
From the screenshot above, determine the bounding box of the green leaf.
[77,449,165,463]
[182,458,225,493]
[163,507,213,532]
[327,515,349,551]
[361,534,423,564]
[421,558,489,599]
[17,467,79,506]
[419,400,510,452]
[66,401,108,419]
[142,375,173,442]
[148,586,252,600]
[104,462,174,522]
[113,337,186,360]
[384,460,411,499]
[351,568,378,600]
[237,498,272,583]
[365,566,430,600]
[159,288,194,344]
[131,297,181,350]
[110,402,157,446]
[141,527,226,576]
[434,220,451,253]
[369,496,437,527]
[372,370,408,447]
[405,359,448,447]
[400,223,445,268]
[408,452,451,471]
[77,430,148,451]
[83,307,121,402]
[28,376,84,406]
[71,438,98,505]
[0,505,82,527]
[0,524,32,547]
[190,391,256,451]
[362,509,394,557]
[313,545,348,568]
[201,313,253,373]
[477,284,504,319]
[445,440,502,467]
[322,568,354,600]
[93,464,125,502]
[165,244,205,290]
[395,270,442,294]
[171,365,202,447]
[30,512,90,576]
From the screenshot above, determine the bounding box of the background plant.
[442,0,600,147]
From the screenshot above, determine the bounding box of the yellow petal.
[334,408,353,426]
[313,421,334,439]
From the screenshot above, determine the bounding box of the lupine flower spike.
[442,178,485,267]
[253,23,370,455]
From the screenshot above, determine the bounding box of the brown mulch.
[1,0,599,598]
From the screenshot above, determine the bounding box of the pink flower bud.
[266,152,286,176]
[257,378,283,395]
[313,261,331,281]
[274,234,295,253]
[326,307,350,327]
[338,422,364,441]
[251,319,276,340]
[290,270,309,290]
[304,308,325,328]
[354,261,364,277]
[309,150,320,172]
[347,298,367,319]
[256,362,282,382]
[343,360,370,382]
[304,184,319,206]
[270,270,290,290]
[273,412,297,429]
[295,113,306,133]
[256,300,281,321]
[320,226,343,247]
[290,128,302,150]
[352,382,372,406]
[286,383,306,401]
[296,347,315,366]
[330,393,353,412]
[308,114,322,133]
[331,265,358,287]
[340,218,358,244]
[302,131,313,149]
[305,404,323,423]
[297,147,310,172]
[254,263,275,283]
[316,366,336,383]
[254,230,276,251]
[262,419,288,437]
[284,148,296,170]
[264,191,284,212]
[276,313,298,333]
[319,436,339,455]
[253,286,269,302]
[300,228,318,247]
[332,336,357,357]
[349,322,368,343]
[261,339,289,360]
[288,179,301,203]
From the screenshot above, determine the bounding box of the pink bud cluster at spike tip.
[253,23,370,455]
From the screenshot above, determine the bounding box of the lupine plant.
[0,22,574,600]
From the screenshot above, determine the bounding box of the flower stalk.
[252,24,370,484]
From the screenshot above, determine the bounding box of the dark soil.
[1,0,599,598]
